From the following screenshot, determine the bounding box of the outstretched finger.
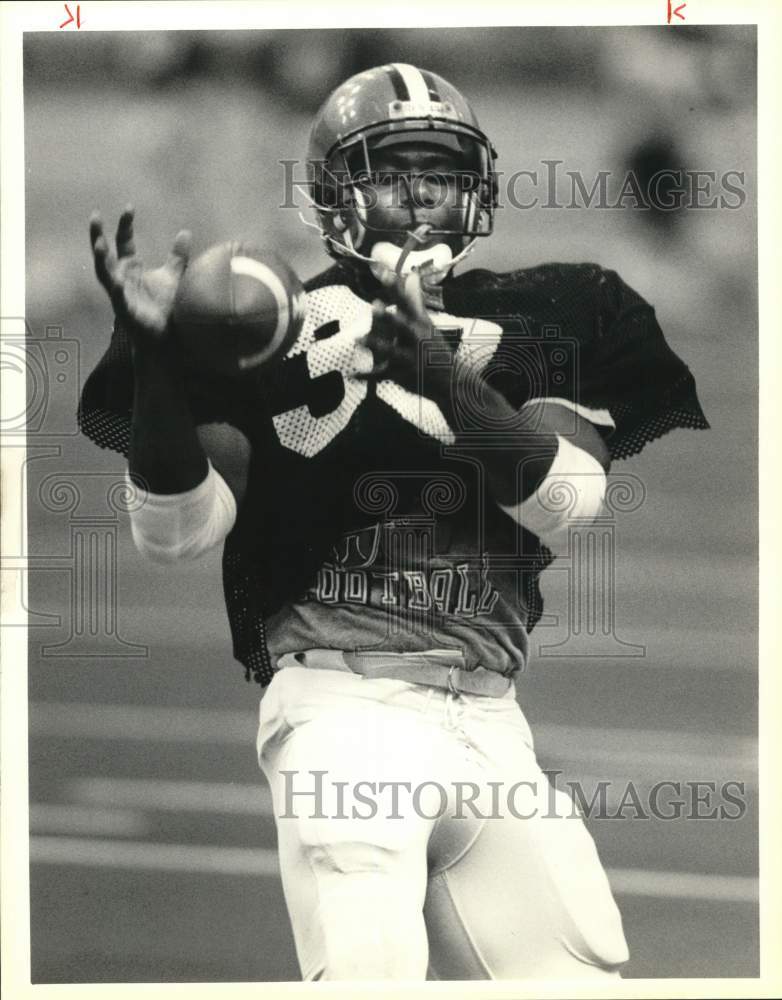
[90,215,117,295]
[115,205,136,258]
[391,271,429,326]
[165,229,192,278]
[89,211,104,252]
[353,344,382,380]
[353,350,391,381]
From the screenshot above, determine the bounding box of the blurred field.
[21,27,757,982]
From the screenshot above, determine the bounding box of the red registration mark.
[666,0,687,22]
[59,3,83,29]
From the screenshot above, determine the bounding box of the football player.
[82,63,709,980]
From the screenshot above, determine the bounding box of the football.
[173,242,307,376]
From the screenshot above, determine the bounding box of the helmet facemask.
[305,123,497,282]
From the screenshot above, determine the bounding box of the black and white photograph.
[1,1,778,994]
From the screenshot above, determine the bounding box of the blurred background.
[23,26,757,981]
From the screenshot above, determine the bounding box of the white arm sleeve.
[127,460,237,564]
[498,434,607,551]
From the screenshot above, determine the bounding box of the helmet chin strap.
[296,194,478,297]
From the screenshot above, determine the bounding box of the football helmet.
[303,63,498,279]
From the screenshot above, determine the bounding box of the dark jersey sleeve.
[77,319,280,686]
[447,262,709,462]
[78,320,260,457]
[78,321,135,457]
[577,267,710,461]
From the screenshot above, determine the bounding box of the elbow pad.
[127,460,237,564]
[498,435,607,550]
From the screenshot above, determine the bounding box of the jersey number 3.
[270,286,502,458]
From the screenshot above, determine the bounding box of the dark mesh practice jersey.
[79,261,709,685]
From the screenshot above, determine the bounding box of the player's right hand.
[89,207,191,343]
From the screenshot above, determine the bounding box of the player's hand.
[89,207,191,344]
[358,271,452,393]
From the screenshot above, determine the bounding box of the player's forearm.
[128,338,209,494]
[425,359,559,505]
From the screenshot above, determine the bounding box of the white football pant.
[257,665,629,981]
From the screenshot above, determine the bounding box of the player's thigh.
[259,670,448,855]
[424,767,629,980]
[258,674,442,979]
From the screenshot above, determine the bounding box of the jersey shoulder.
[443,261,645,333]
[451,260,609,291]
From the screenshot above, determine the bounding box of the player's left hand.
[357,272,452,393]
[89,207,191,344]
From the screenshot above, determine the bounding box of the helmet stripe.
[386,64,410,101]
[392,63,430,106]
[420,69,441,102]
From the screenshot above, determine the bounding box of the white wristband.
[127,460,237,563]
[498,435,607,550]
